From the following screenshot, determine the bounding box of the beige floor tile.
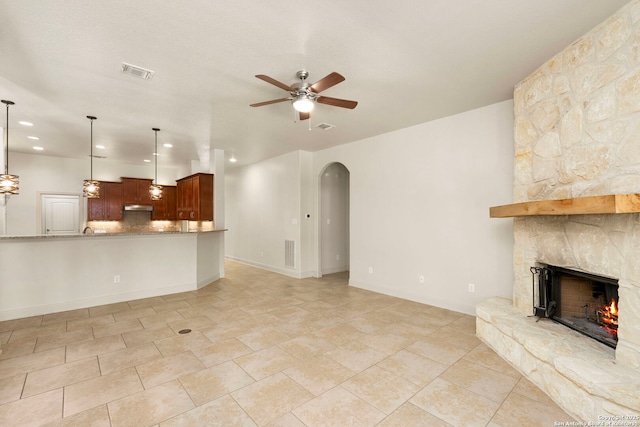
[232,372,314,426]
[35,328,95,352]
[121,325,175,347]
[0,347,65,380]
[278,334,336,360]
[8,322,67,343]
[41,405,111,427]
[313,324,367,347]
[179,360,254,405]
[511,377,555,404]
[151,300,192,313]
[88,302,132,318]
[448,314,477,334]
[138,310,185,329]
[428,326,482,351]
[113,306,157,322]
[324,340,388,372]
[410,378,500,426]
[23,357,100,398]
[490,390,574,426]
[376,349,448,387]
[356,332,414,355]
[0,388,63,427]
[98,342,162,375]
[191,337,253,367]
[63,367,143,417]
[127,296,168,309]
[0,374,26,405]
[463,343,522,379]
[264,412,305,427]
[153,330,213,357]
[161,394,257,427]
[66,334,126,363]
[292,385,386,427]
[0,336,37,360]
[378,402,453,427]
[66,314,115,332]
[382,321,437,341]
[405,336,468,366]
[440,358,519,403]
[167,315,217,334]
[284,355,355,396]
[135,351,205,389]
[42,308,89,326]
[92,318,143,339]
[107,380,195,427]
[0,330,10,346]
[342,365,421,414]
[237,326,291,351]
[0,315,42,333]
[234,346,300,381]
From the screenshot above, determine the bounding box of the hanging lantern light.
[0,100,19,195]
[149,127,162,200]
[83,116,100,198]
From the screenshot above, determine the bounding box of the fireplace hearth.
[531,265,619,348]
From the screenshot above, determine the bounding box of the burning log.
[597,298,618,338]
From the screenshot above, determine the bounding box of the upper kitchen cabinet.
[87,181,123,221]
[122,178,153,205]
[176,173,213,221]
[152,185,177,220]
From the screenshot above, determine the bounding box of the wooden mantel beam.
[489,194,640,218]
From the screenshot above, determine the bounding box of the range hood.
[123,204,153,212]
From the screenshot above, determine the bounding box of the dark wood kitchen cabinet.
[87,181,123,221]
[122,177,153,205]
[151,185,177,220]
[176,173,213,221]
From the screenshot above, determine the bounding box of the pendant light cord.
[152,128,160,185]
[87,116,97,181]
[2,100,15,176]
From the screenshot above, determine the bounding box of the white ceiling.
[0,0,629,170]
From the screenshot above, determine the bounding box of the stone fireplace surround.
[477,0,640,420]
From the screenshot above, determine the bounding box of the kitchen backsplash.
[87,211,214,233]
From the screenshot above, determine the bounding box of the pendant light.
[0,100,19,195]
[149,128,162,200]
[83,116,100,198]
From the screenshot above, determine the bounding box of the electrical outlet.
[468,283,475,292]
[419,275,425,283]
[114,275,120,283]
[368,267,373,274]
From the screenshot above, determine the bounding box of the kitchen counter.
[0,229,226,240]
[0,229,226,321]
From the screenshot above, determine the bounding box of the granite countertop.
[0,229,227,240]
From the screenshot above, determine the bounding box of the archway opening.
[319,162,350,277]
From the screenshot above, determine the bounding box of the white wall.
[4,152,182,235]
[312,100,515,314]
[225,100,515,314]
[225,151,306,277]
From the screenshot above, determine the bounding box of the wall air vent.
[121,62,155,80]
[315,123,336,131]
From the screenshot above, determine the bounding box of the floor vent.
[285,240,295,268]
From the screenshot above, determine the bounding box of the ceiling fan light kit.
[251,70,357,120]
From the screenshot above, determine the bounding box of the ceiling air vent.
[121,62,155,80]
[315,123,335,131]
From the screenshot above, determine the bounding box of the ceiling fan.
[250,70,358,120]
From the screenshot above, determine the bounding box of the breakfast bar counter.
[0,230,226,321]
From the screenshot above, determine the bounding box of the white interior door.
[42,194,80,235]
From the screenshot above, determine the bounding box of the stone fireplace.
[477,0,640,420]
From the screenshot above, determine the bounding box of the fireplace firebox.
[531,265,619,348]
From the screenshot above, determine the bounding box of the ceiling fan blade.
[250,98,290,107]
[309,72,345,93]
[317,96,358,109]
[299,111,310,121]
[255,75,292,92]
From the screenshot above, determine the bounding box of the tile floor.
[0,260,574,426]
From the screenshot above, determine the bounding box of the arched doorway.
[319,162,350,276]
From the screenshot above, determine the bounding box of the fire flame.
[598,298,618,338]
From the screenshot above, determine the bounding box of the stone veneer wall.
[512,0,640,368]
[478,0,640,419]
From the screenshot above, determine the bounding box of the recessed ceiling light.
[143,159,151,163]
[229,155,237,163]
[28,136,39,140]
[19,121,33,126]
[95,145,106,149]
[32,146,44,151]
[152,152,159,156]
[163,143,173,148]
